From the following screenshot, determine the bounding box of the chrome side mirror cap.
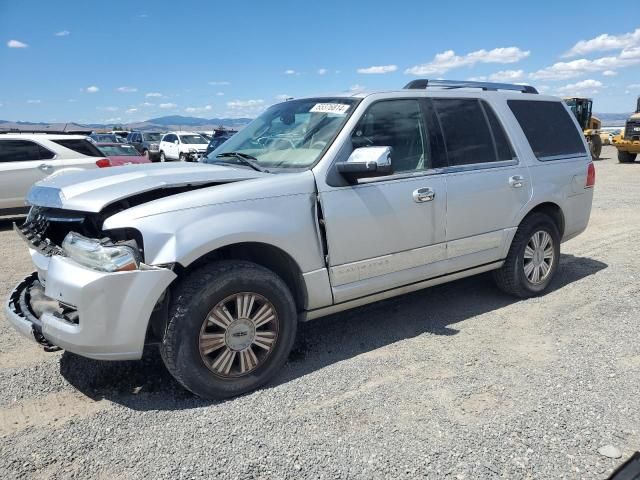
[336,146,393,182]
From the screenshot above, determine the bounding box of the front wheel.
[160,151,167,162]
[493,213,560,298]
[160,261,297,399]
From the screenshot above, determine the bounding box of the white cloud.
[531,49,640,80]
[602,70,618,76]
[68,99,76,102]
[208,81,230,86]
[627,83,640,89]
[216,92,225,96]
[104,117,122,123]
[117,86,138,93]
[101,106,119,112]
[284,69,296,75]
[126,108,138,114]
[140,102,154,107]
[487,69,525,82]
[26,99,41,104]
[317,68,327,75]
[54,30,70,37]
[145,92,162,97]
[405,47,530,75]
[556,79,604,96]
[184,105,213,114]
[357,64,398,74]
[159,103,177,109]
[564,28,640,57]
[349,84,366,93]
[226,99,265,117]
[84,85,99,93]
[8,39,28,48]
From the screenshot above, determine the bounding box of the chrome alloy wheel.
[523,230,555,284]
[199,293,279,378]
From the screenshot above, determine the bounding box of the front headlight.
[150,143,159,151]
[62,232,140,272]
[188,148,197,153]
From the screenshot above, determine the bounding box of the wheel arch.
[520,201,565,237]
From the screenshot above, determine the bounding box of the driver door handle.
[38,163,53,172]
[509,175,525,188]
[413,187,435,203]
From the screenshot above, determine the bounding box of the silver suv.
[6,80,594,399]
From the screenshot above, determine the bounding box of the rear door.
[432,98,532,270]
[49,138,102,170]
[0,139,63,209]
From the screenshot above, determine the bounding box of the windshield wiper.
[216,152,268,173]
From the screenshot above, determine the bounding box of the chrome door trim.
[443,158,518,174]
[303,260,504,321]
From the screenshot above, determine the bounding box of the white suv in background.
[0,134,105,214]
[159,132,210,162]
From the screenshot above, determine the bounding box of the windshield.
[143,133,162,141]
[92,134,119,142]
[179,134,208,144]
[98,144,141,156]
[203,97,359,169]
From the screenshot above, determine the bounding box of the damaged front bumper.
[5,253,176,360]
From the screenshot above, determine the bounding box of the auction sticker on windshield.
[310,103,350,115]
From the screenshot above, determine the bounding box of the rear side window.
[0,140,55,162]
[508,100,586,160]
[433,98,513,166]
[52,139,103,157]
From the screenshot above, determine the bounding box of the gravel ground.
[0,145,639,479]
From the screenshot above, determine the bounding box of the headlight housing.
[149,143,159,151]
[62,232,140,272]
[188,148,197,153]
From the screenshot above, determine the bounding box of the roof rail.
[404,79,538,94]
[0,129,92,135]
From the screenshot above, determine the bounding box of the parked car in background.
[204,132,234,156]
[126,131,163,161]
[89,133,127,144]
[198,132,213,142]
[159,131,209,162]
[95,143,151,167]
[6,80,594,399]
[0,133,107,214]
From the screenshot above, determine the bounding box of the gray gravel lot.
[1,145,639,479]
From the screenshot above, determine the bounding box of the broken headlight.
[62,232,140,272]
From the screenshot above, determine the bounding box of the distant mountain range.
[0,115,253,133]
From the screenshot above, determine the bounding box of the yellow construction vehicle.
[612,96,640,163]
[564,97,602,159]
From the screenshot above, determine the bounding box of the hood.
[27,162,266,213]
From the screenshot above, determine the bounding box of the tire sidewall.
[514,217,560,294]
[167,264,297,398]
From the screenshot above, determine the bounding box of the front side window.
[351,99,429,172]
[508,100,586,160]
[433,98,512,166]
[179,134,208,144]
[0,140,44,162]
[204,97,359,170]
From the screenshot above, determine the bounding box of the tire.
[618,150,637,163]
[143,149,151,161]
[590,134,602,160]
[493,213,560,298]
[160,151,167,162]
[160,260,297,399]
[179,153,187,162]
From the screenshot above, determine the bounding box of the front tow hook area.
[8,273,63,352]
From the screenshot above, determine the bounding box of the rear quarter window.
[51,139,103,157]
[508,100,587,160]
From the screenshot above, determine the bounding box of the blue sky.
[1,0,639,124]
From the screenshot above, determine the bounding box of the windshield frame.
[204,97,362,172]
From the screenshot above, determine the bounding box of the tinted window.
[508,100,586,160]
[52,139,103,157]
[163,134,175,143]
[0,140,40,162]
[352,99,429,172]
[433,99,498,166]
[482,102,514,161]
[143,133,162,141]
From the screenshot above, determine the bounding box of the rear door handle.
[38,163,53,172]
[413,187,435,203]
[509,175,525,188]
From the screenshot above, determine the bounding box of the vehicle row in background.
[126,131,163,161]
[612,96,640,163]
[158,131,209,162]
[564,97,602,160]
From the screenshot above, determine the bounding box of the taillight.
[586,162,595,188]
[95,158,111,168]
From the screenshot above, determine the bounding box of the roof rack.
[404,79,538,94]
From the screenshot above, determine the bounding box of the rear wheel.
[590,134,602,160]
[493,213,560,298]
[160,260,297,399]
[618,150,637,163]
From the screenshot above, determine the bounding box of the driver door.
[318,99,448,303]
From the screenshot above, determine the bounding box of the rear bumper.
[5,254,176,360]
[613,139,640,153]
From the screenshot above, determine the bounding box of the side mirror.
[174,140,179,145]
[336,146,393,182]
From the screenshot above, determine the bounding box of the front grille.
[625,121,640,141]
[14,215,65,256]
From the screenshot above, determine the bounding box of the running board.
[300,261,503,322]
